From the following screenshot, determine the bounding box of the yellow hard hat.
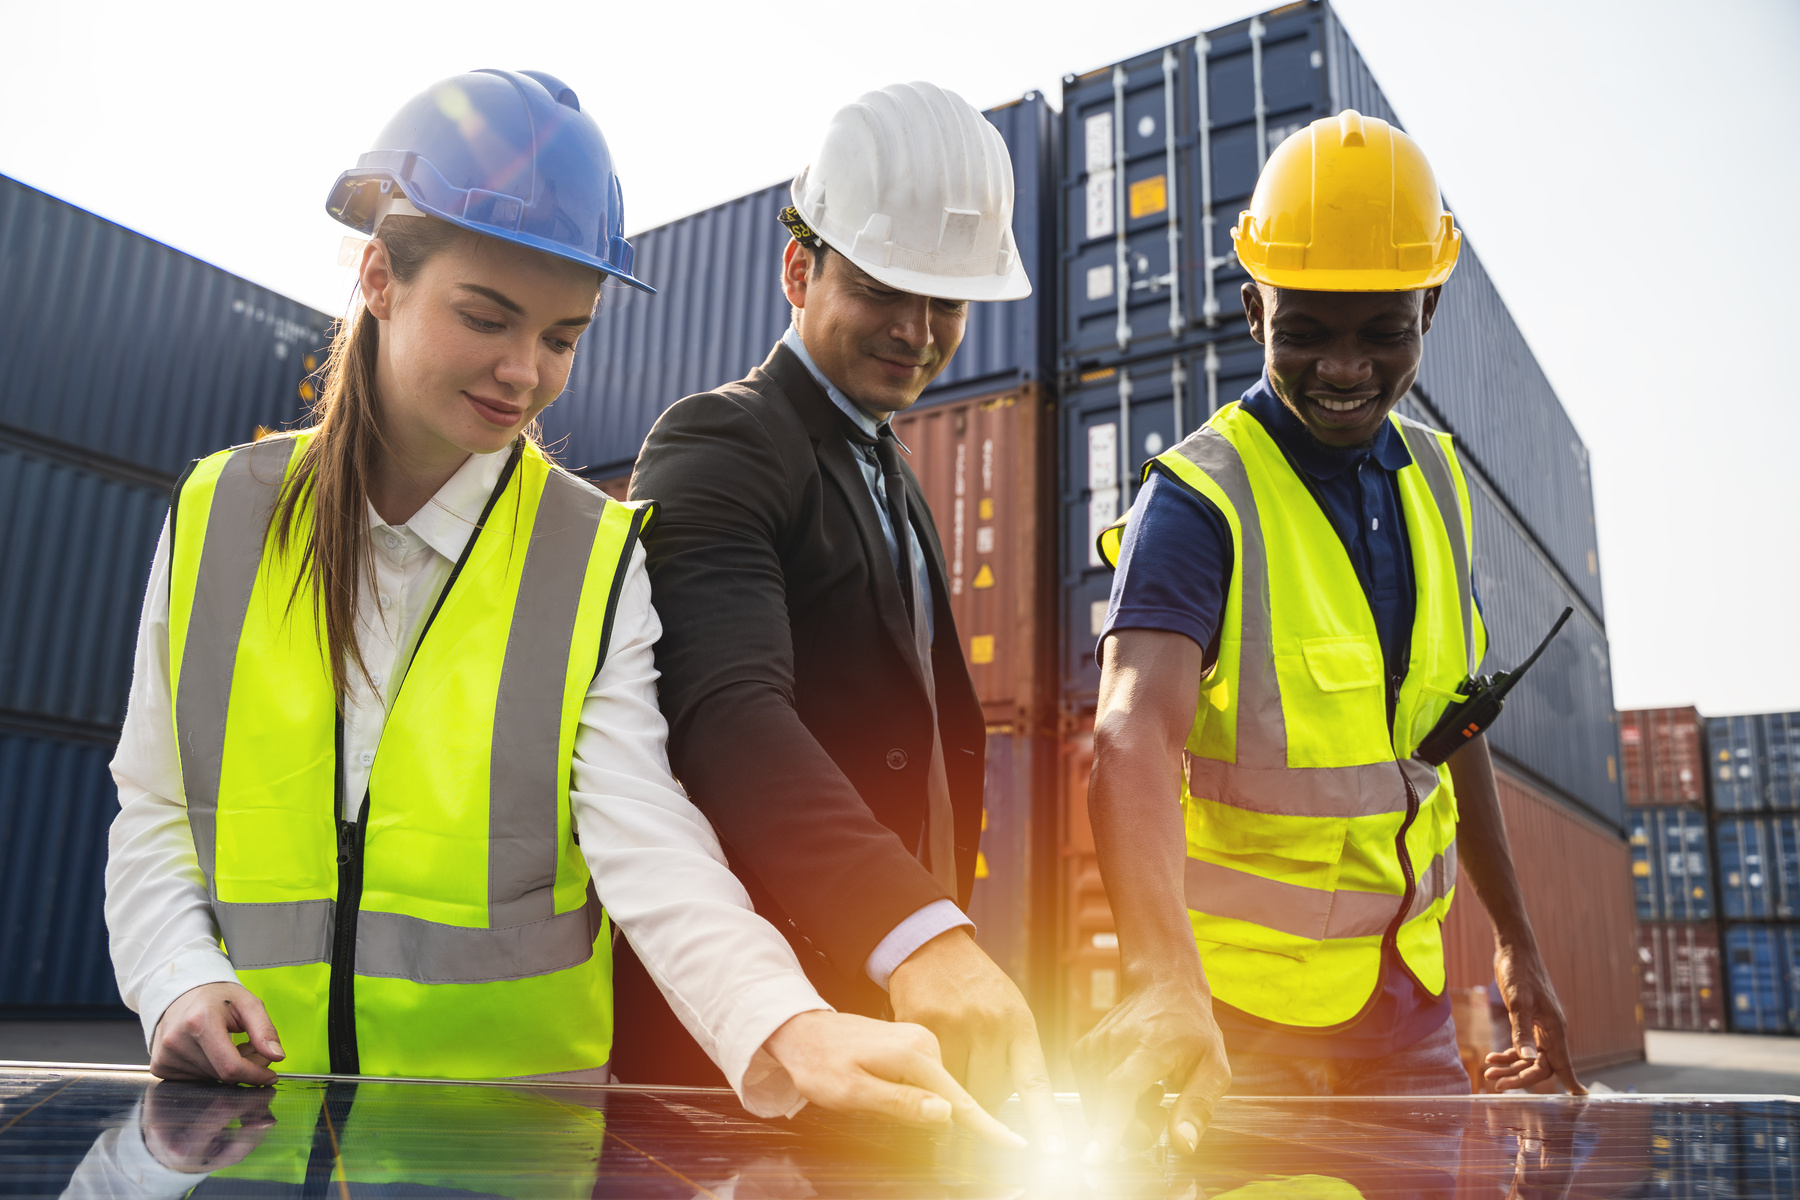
[1232,109,1459,292]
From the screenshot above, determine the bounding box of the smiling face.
[1242,282,1440,447]
[781,240,968,415]
[361,232,600,463]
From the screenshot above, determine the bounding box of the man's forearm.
[1448,735,1537,950]
[1089,631,1210,988]
[1090,720,1206,985]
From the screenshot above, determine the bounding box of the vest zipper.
[1384,672,1419,954]
[328,798,368,1075]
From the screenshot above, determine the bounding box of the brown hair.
[269,215,495,700]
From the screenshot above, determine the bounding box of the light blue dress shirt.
[780,325,969,988]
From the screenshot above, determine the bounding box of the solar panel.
[1,1066,1793,1197]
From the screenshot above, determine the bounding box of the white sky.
[4,0,1796,716]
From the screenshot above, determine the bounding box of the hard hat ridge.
[325,69,653,293]
[787,81,1032,303]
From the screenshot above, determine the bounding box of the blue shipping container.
[537,93,1057,479]
[0,449,167,732]
[1708,714,1766,813]
[1763,711,1800,811]
[1059,348,1621,826]
[0,175,332,482]
[1726,924,1791,1035]
[1053,2,1604,621]
[969,732,1052,991]
[1629,808,1714,922]
[1715,816,1788,921]
[0,731,126,1012]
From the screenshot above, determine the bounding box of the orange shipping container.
[1618,706,1706,808]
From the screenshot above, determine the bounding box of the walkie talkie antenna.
[1490,607,1574,702]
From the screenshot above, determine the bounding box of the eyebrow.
[456,283,592,328]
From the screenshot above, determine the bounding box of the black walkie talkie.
[1415,607,1574,767]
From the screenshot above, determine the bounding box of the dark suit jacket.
[628,341,986,1023]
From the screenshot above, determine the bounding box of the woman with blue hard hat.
[103,68,1019,1141]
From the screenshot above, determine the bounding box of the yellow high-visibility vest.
[167,431,652,1076]
[1099,403,1486,1028]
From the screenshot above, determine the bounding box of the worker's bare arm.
[1072,630,1230,1157]
[1449,735,1586,1095]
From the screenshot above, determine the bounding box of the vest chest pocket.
[1183,795,1349,960]
[1300,637,1382,692]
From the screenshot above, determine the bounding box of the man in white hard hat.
[624,82,1059,1145]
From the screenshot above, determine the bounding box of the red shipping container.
[1635,921,1725,1032]
[1618,706,1706,807]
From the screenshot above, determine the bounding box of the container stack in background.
[0,175,330,1017]
[1621,708,1724,1033]
[1707,711,1800,1033]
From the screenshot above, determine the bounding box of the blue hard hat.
[326,69,653,293]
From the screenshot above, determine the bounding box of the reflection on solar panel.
[0,1067,1794,1197]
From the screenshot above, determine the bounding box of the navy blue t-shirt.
[1099,375,1460,1059]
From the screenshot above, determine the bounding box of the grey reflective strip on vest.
[215,900,335,970]
[1395,417,1476,675]
[1168,428,1286,769]
[1184,754,1441,819]
[174,439,322,964]
[487,468,608,930]
[358,891,604,985]
[1184,840,1456,941]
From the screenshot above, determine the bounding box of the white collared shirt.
[104,441,827,1117]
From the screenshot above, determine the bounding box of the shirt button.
[384,534,399,549]
[359,752,374,767]
[370,672,382,688]
[379,593,392,610]
[886,749,908,770]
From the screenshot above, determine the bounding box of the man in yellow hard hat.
[1071,110,1584,1159]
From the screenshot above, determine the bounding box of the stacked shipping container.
[1623,706,1800,1033]
[1708,711,1800,1033]
[1621,708,1722,1031]
[0,175,331,1012]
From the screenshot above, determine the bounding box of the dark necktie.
[873,426,957,893]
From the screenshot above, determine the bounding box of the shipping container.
[538,93,1057,480]
[966,730,1054,992]
[1052,718,1639,1075]
[1058,356,1622,829]
[1709,714,1766,813]
[1716,816,1783,921]
[891,385,1054,730]
[1438,767,1642,1071]
[0,449,167,734]
[1636,922,1725,1033]
[0,731,127,1013]
[1618,707,1706,808]
[1724,924,1791,1034]
[1766,711,1800,810]
[0,175,331,482]
[1053,2,1603,620]
[1628,807,1714,922]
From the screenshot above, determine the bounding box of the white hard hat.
[781,82,1032,303]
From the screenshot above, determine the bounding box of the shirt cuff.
[135,949,241,1051]
[863,899,974,991]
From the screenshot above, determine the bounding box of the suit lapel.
[761,344,932,696]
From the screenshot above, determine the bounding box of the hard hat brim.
[327,168,657,295]
[824,235,1033,304]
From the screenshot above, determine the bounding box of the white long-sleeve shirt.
[105,444,828,1118]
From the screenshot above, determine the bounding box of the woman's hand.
[763,1010,1028,1148]
[149,982,285,1085]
